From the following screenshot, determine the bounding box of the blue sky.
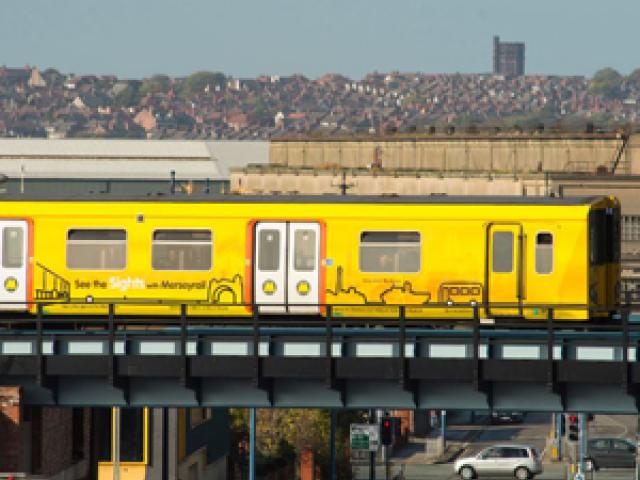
[1,0,638,79]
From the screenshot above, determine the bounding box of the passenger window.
[294,230,316,271]
[258,230,280,271]
[152,230,212,271]
[492,231,513,273]
[2,227,23,268]
[359,231,420,273]
[503,448,521,458]
[67,229,126,270]
[612,440,632,451]
[535,233,553,274]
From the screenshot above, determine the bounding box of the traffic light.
[380,416,393,446]
[568,414,579,442]
[558,414,565,436]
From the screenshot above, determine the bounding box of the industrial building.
[0,138,268,195]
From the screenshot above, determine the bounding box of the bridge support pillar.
[440,410,446,452]
[249,408,256,480]
[330,409,337,480]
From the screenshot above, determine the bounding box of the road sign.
[350,423,379,452]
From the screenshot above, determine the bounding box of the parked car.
[491,411,525,424]
[585,437,636,471]
[454,444,542,480]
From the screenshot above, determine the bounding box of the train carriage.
[0,194,620,321]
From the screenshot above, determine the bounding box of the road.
[458,413,552,457]
[353,463,636,480]
[392,413,638,463]
[373,413,640,479]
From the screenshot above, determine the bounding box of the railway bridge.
[0,302,639,412]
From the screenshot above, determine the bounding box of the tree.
[113,81,141,107]
[179,71,226,98]
[139,74,171,96]
[229,408,365,479]
[589,68,624,98]
[628,68,640,87]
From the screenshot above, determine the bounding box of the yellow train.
[0,194,620,321]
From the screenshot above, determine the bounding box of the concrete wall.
[231,170,547,196]
[629,134,640,174]
[270,135,637,174]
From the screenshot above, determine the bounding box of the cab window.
[152,229,212,271]
[590,207,621,265]
[359,231,420,273]
[67,229,126,270]
[535,233,553,274]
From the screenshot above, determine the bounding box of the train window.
[67,229,126,270]
[258,229,280,271]
[492,231,513,273]
[294,230,316,271]
[359,231,420,273]
[589,208,621,265]
[535,233,553,274]
[608,207,621,263]
[2,227,23,268]
[152,229,212,271]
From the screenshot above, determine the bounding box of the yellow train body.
[0,195,620,321]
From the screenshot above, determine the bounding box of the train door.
[254,222,321,314]
[487,224,523,317]
[0,220,29,310]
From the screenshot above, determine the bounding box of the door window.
[492,231,513,273]
[294,230,316,271]
[590,439,609,450]
[258,230,280,271]
[2,227,23,268]
[482,448,500,459]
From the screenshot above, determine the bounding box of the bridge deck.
[1,303,639,411]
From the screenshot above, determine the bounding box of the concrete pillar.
[166,409,179,480]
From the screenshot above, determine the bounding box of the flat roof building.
[0,138,268,195]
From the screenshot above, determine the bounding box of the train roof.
[0,193,608,206]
